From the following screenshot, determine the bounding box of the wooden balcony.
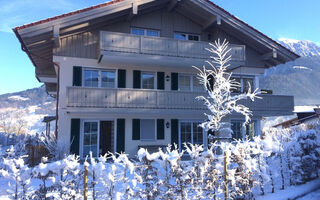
[66,87,294,116]
[99,31,246,68]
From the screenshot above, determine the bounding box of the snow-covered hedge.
[0,122,319,200]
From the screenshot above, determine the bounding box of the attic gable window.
[174,32,200,41]
[131,28,160,37]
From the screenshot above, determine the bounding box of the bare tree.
[0,111,28,145]
[194,39,260,140]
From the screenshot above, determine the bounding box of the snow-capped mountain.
[260,39,320,106]
[278,38,320,57]
[0,85,56,134]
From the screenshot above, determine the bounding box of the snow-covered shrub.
[226,140,258,199]
[289,128,320,184]
[136,148,162,200]
[87,152,138,200]
[0,155,31,199]
[31,155,82,200]
[156,145,183,200]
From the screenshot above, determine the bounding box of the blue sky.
[0,0,319,94]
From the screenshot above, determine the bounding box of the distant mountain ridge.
[0,85,56,134]
[278,38,320,57]
[260,39,320,106]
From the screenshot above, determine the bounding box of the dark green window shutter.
[171,73,178,90]
[132,119,140,140]
[73,66,82,86]
[133,70,141,89]
[171,119,179,147]
[117,119,125,153]
[157,119,165,140]
[118,69,126,88]
[70,119,80,155]
[157,72,165,90]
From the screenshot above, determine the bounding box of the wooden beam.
[216,15,221,25]
[127,1,138,21]
[202,16,217,30]
[53,25,60,48]
[261,49,277,60]
[167,0,180,12]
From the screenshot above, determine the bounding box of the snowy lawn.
[256,179,320,200]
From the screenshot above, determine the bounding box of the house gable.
[14,0,299,94]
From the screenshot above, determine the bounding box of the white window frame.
[178,120,205,151]
[80,120,100,158]
[130,27,160,37]
[174,32,201,41]
[82,68,117,88]
[178,74,203,92]
[141,71,156,90]
[80,119,116,158]
[231,75,255,93]
[140,119,157,142]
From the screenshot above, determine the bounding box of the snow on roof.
[294,106,318,113]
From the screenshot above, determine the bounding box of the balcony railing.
[66,87,294,116]
[100,31,246,61]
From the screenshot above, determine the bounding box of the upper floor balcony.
[66,87,294,117]
[98,31,246,68]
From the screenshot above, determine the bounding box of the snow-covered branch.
[194,39,260,138]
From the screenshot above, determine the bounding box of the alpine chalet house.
[14,0,299,158]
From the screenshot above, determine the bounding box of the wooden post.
[224,151,228,200]
[84,165,88,200]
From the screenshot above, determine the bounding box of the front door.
[100,121,114,155]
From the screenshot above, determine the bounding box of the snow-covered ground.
[256,179,320,200]
[297,188,320,200]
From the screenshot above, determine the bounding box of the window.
[193,76,203,91]
[243,78,254,93]
[84,70,99,87]
[131,28,145,36]
[146,29,159,37]
[83,121,99,157]
[231,120,257,140]
[231,120,243,140]
[179,75,191,91]
[83,68,116,88]
[141,72,155,89]
[174,32,200,41]
[180,121,203,149]
[140,119,156,141]
[231,77,241,93]
[178,74,204,91]
[101,71,115,88]
[231,76,255,93]
[131,28,160,37]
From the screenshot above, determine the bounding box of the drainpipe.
[53,62,60,139]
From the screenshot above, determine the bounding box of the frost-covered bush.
[1,122,319,200]
[289,128,320,184]
[0,155,31,199]
[31,155,82,200]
